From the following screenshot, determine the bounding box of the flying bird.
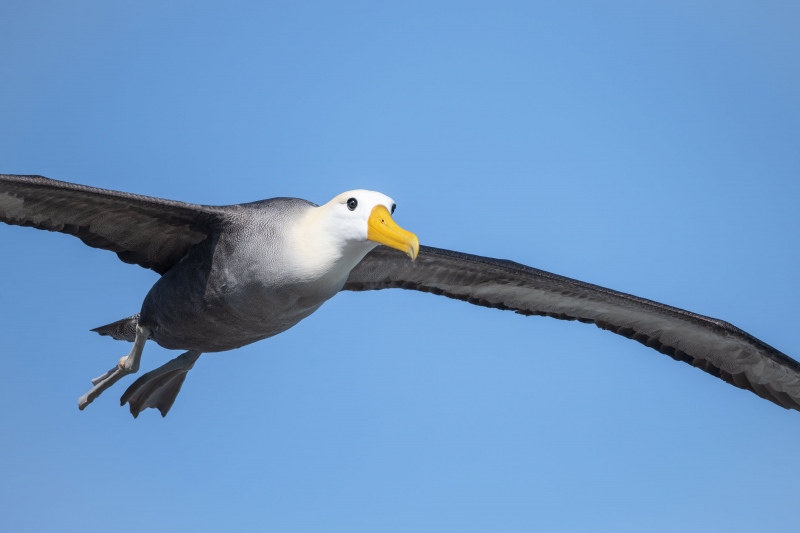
[2,174,799,418]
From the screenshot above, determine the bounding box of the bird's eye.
[347,198,358,211]
[391,203,396,215]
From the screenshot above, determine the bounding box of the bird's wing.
[0,174,227,274]
[344,245,800,411]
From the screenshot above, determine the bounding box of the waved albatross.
[2,174,799,418]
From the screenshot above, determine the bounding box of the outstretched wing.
[0,174,227,274]
[344,245,800,411]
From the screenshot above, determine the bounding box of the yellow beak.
[367,205,419,260]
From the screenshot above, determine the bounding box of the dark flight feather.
[0,174,225,274]
[344,246,800,410]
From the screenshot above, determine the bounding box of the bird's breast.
[140,226,349,353]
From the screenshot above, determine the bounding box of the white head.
[290,189,419,282]
[319,189,418,260]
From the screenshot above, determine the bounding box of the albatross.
[2,174,799,417]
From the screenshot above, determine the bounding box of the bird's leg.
[78,325,150,410]
[120,350,201,418]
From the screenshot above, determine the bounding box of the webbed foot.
[120,350,201,418]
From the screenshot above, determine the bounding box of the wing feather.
[344,245,800,411]
[0,174,226,274]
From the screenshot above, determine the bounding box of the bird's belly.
[145,291,324,352]
[142,275,336,353]
[151,311,313,352]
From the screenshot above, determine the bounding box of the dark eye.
[391,203,396,215]
[347,198,358,211]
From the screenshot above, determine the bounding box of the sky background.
[2,1,800,531]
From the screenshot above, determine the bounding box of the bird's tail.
[91,314,141,342]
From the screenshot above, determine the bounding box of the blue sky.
[2,1,800,531]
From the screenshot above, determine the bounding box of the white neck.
[286,203,378,286]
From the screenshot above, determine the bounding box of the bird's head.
[321,190,419,261]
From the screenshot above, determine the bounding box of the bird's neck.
[286,205,377,289]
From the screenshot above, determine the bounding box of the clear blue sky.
[2,1,799,531]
